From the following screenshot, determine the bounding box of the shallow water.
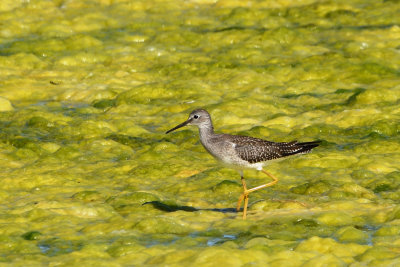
[0,0,400,266]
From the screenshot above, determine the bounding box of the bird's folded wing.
[235,141,296,163]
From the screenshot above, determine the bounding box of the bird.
[165,109,320,219]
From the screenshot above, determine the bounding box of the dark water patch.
[207,234,236,246]
[21,231,42,241]
[38,238,83,257]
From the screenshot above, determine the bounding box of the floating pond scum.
[0,0,400,266]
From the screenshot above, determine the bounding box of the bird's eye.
[193,115,199,119]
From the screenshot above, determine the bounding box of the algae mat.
[0,0,400,266]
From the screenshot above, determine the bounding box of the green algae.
[212,180,242,195]
[334,226,370,244]
[72,191,105,203]
[0,0,399,266]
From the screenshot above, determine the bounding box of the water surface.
[0,0,400,266]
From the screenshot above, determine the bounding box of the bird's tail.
[291,141,321,155]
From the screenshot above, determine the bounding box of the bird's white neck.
[198,123,214,144]
[199,124,214,138]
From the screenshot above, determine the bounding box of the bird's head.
[166,109,212,133]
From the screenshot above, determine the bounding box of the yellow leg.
[247,169,279,194]
[236,169,279,219]
[236,174,247,211]
[243,195,248,220]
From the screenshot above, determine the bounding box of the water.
[0,0,399,265]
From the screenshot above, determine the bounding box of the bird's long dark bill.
[165,118,192,134]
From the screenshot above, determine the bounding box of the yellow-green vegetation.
[0,0,399,265]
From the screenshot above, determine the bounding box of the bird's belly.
[202,141,263,170]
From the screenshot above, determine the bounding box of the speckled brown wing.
[232,135,320,164]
